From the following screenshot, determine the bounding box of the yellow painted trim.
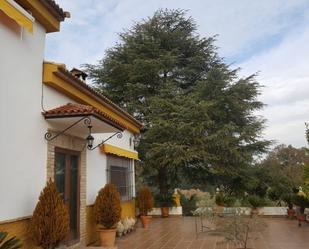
[101,144,139,160]
[121,199,136,218]
[43,62,141,134]
[0,0,33,33]
[16,0,61,32]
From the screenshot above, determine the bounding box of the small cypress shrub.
[94,183,122,229]
[30,179,69,249]
[137,186,154,216]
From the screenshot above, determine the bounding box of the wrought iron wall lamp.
[86,125,122,150]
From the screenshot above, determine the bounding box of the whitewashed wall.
[0,19,48,221]
[0,13,138,220]
[86,130,137,205]
[43,85,78,109]
[86,148,107,205]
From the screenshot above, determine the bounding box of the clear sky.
[45,0,309,148]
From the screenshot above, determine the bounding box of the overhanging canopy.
[100,144,138,160]
[43,103,125,137]
[0,0,34,33]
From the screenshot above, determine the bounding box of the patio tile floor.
[115,217,309,249]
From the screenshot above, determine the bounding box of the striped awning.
[100,144,139,160]
[0,0,34,33]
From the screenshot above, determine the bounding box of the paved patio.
[115,217,309,249]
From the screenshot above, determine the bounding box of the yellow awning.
[0,0,34,33]
[100,144,139,160]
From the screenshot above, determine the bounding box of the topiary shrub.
[155,193,174,207]
[137,186,154,216]
[215,193,225,206]
[282,193,294,209]
[94,183,122,229]
[292,194,309,214]
[248,195,265,208]
[30,179,69,249]
[0,231,22,249]
[180,194,197,216]
[223,196,237,207]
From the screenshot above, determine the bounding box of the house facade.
[0,0,142,248]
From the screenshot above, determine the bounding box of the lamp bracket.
[45,116,91,141]
[87,131,123,150]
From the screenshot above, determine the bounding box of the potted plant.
[30,179,69,249]
[292,194,309,227]
[157,193,174,218]
[223,195,237,207]
[215,193,225,207]
[179,193,197,216]
[0,231,22,249]
[94,183,121,247]
[283,194,295,219]
[137,186,154,228]
[248,195,264,217]
[214,192,225,213]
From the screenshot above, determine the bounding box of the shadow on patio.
[115,217,309,249]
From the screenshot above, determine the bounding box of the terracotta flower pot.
[161,207,169,218]
[250,207,259,217]
[141,215,152,228]
[99,228,116,247]
[214,205,224,213]
[297,213,306,226]
[287,208,295,219]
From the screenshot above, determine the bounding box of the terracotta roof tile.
[39,0,66,21]
[56,67,143,128]
[43,103,126,131]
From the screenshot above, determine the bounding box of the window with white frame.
[106,155,134,201]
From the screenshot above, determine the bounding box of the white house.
[0,0,142,247]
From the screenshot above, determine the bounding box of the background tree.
[85,9,269,194]
[261,144,309,190]
[235,144,309,204]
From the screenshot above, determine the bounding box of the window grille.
[106,155,134,201]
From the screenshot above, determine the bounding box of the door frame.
[54,147,81,246]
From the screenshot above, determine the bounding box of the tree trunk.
[158,167,168,194]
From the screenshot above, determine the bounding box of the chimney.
[70,68,88,81]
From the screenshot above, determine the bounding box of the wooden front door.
[54,148,80,245]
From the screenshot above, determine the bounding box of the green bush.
[180,194,197,216]
[223,196,237,207]
[248,196,265,208]
[214,193,237,207]
[282,193,294,206]
[215,193,225,206]
[155,193,174,207]
[292,195,309,213]
[267,185,292,202]
[196,193,215,207]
